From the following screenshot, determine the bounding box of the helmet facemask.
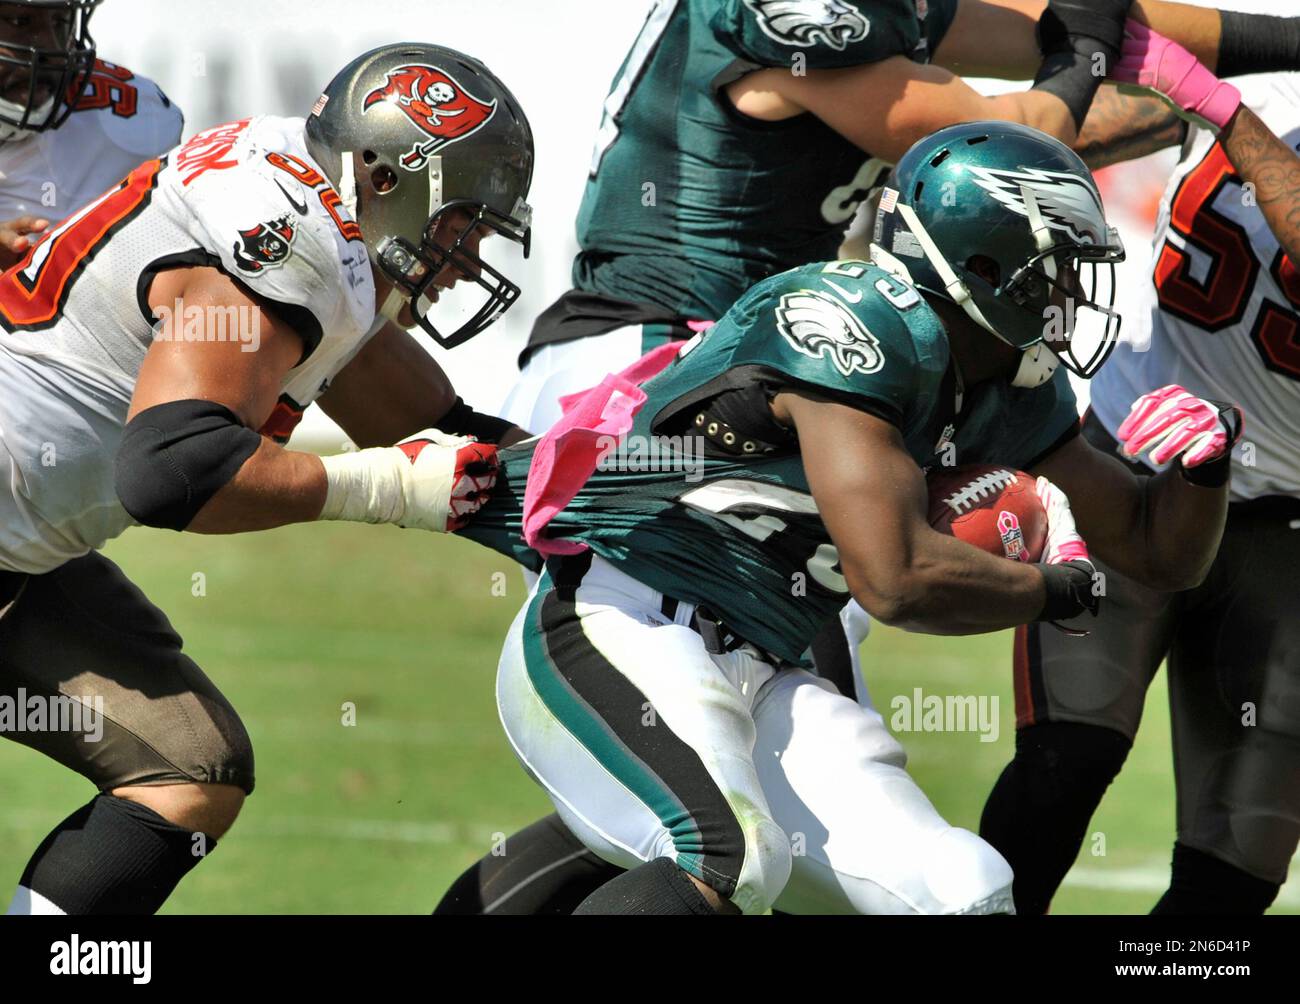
[0,0,100,141]
[884,178,1124,389]
[374,196,532,349]
[998,179,1125,381]
[1003,239,1124,381]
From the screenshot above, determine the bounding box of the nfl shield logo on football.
[997,510,1028,561]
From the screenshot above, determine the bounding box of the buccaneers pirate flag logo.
[363,64,498,171]
[232,215,296,274]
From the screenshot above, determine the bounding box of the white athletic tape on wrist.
[320,435,467,530]
[319,447,411,525]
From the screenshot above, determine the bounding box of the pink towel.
[522,339,690,555]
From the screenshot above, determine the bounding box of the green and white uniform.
[470,260,1080,912]
[502,0,960,432]
[481,260,1079,663]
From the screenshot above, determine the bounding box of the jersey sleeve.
[924,0,961,56]
[709,0,926,69]
[1000,368,1082,469]
[181,167,357,361]
[726,270,948,426]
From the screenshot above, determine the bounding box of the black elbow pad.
[115,400,262,530]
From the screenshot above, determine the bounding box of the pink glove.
[1111,21,1242,133]
[1117,384,1242,468]
[1035,476,1090,565]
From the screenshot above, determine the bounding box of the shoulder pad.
[182,163,371,357]
[726,260,947,419]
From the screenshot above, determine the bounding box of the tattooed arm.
[1218,105,1300,266]
[1074,85,1186,170]
[1107,24,1300,263]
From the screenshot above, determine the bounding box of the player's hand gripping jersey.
[1090,73,1300,502]
[570,0,960,324]
[0,115,376,573]
[0,59,182,218]
[468,258,1080,664]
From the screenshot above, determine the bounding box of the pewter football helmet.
[305,42,534,347]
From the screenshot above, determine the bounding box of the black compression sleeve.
[1217,11,1300,78]
[1032,52,1103,132]
[1033,1,1130,130]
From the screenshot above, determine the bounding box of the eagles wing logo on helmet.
[744,0,870,51]
[775,288,884,377]
[232,216,296,274]
[362,64,498,171]
[966,166,1107,245]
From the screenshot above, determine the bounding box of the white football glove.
[319,429,498,532]
[1035,476,1090,566]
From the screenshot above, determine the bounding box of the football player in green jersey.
[503,0,1294,437]
[495,0,1291,766]
[446,123,1241,914]
[433,0,1294,916]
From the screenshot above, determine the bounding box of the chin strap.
[378,286,405,324]
[1020,184,1059,280]
[867,243,915,284]
[338,151,358,216]
[0,92,55,144]
[893,203,1058,387]
[897,202,1001,340]
[1013,342,1060,388]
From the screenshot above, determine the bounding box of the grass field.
[2,521,1295,914]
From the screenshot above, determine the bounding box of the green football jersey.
[573,0,959,321]
[467,260,1080,665]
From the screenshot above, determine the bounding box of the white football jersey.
[1091,74,1300,502]
[0,114,376,572]
[0,60,182,219]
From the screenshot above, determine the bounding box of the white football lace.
[941,469,1018,513]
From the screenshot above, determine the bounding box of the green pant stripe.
[520,573,709,877]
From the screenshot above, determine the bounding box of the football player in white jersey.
[981,29,1300,914]
[0,41,535,914]
[0,1,182,265]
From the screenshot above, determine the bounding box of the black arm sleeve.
[1217,11,1300,78]
[1033,0,1132,129]
[115,399,263,531]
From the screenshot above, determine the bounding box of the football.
[926,464,1047,562]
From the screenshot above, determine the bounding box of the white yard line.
[1064,862,1300,907]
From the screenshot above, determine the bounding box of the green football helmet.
[872,121,1125,387]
